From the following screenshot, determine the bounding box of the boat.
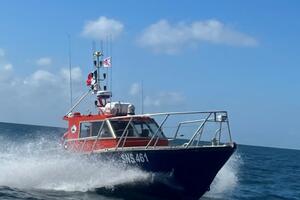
[62,51,237,199]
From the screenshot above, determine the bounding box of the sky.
[0,0,299,149]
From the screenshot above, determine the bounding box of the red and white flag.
[86,72,93,86]
[102,57,112,68]
[86,70,97,86]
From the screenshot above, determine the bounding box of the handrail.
[173,119,205,140]
[64,110,233,151]
[103,110,227,120]
[65,136,99,142]
[146,114,169,149]
[185,113,212,148]
[90,121,106,153]
[115,117,133,150]
[65,89,91,116]
[226,115,233,143]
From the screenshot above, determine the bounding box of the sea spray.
[204,152,242,198]
[0,136,150,192]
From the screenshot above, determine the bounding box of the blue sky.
[0,0,299,149]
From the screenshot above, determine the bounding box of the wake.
[0,133,241,198]
[0,136,149,192]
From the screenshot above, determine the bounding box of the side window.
[80,121,113,138]
[132,122,151,137]
[110,120,135,137]
[80,122,91,138]
[91,122,103,136]
[110,119,163,138]
[99,121,112,138]
[147,121,165,138]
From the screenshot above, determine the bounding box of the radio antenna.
[68,34,73,107]
[92,40,96,56]
[141,81,144,114]
[110,34,113,101]
[105,36,109,92]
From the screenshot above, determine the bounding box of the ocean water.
[0,122,299,200]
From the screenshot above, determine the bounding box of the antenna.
[109,34,113,101]
[105,36,109,91]
[100,40,104,54]
[141,81,144,114]
[92,40,96,56]
[68,34,73,107]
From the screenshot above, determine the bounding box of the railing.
[63,110,233,153]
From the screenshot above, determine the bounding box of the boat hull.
[89,143,236,199]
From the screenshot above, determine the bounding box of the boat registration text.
[121,153,149,164]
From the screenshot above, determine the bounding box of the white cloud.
[1,67,85,125]
[82,16,124,40]
[129,83,142,96]
[0,49,13,71]
[0,49,14,83]
[0,50,87,126]
[60,67,82,82]
[0,64,13,82]
[138,19,258,54]
[0,48,5,57]
[36,57,52,66]
[24,67,83,88]
[24,70,57,86]
[144,92,185,107]
[3,63,13,71]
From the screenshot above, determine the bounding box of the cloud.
[0,49,14,82]
[3,63,13,71]
[138,19,258,54]
[0,48,13,71]
[0,64,13,83]
[24,70,57,86]
[144,92,185,107]
[0,48,5,57]
[82,16,124,40]
[36,57,52,66]
[129,83,142,96]
[60,67,82,82]
[0,50,86,126]
[0,67,85,125]
[24,67,83,87]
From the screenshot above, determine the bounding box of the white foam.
[0,137,149,192]
[204,153,242,197]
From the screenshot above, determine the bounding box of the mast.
[93,51,102,91]
[65,50,113,115]
[93,50,112,112]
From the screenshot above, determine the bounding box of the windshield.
[109,118,165,138]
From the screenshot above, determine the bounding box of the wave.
[0,127,242,199]
[204,152,242,199]
[0,135,150,192]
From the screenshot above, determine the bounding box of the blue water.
[0,122,299,200]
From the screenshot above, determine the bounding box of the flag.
[102,57,112,67]
[86,70,97,86]
[86,72,93,86]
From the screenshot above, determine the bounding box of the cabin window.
[146,121,164,137]
[110,120,135,137]
[132,120,164,138]
[110,118,165,138]
[80,122,91,138]
[80,121,112,138]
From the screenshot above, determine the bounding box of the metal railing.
[63,110,233,153]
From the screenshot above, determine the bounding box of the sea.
[0,122,299,200]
